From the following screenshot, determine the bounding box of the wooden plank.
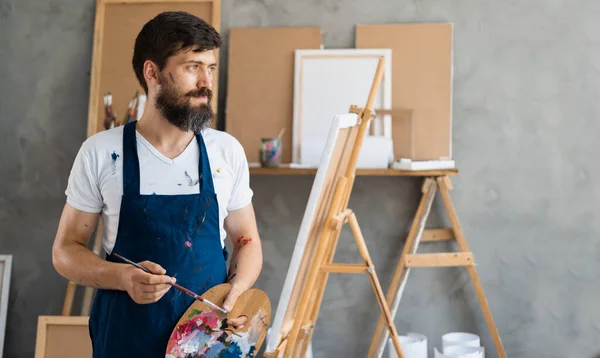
[421,228,455,242]
[320,263,367,274]
[405,252,473,267]
[225,27,322,163]
[249,165,458,177]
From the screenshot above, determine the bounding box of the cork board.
[356,23,453,160]
[87,0,222,137]
[225,27,322,164]
[34,316,91,358]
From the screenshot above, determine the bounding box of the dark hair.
[132,11,221,93]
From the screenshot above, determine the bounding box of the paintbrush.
[112,252,228,314]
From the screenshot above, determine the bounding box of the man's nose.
[196,69,212,89]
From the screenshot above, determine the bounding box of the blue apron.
[89,121,228,357]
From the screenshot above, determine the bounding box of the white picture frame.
[0,255,12,358]
[266,112,361,354]
[292,48,392,166]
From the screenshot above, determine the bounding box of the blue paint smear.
[182,331,211,354]
[111,151,119,161]
[219,344,243,358]
[204,342,226,358]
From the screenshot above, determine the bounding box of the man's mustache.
[186,87,212,99]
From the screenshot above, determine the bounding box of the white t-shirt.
[65,125,253,254]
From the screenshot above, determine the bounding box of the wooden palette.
[166,283,271,358]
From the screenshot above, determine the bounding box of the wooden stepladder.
[264,57,407,358]
[367,174,507,358]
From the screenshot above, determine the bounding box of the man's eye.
[188,65,199,71]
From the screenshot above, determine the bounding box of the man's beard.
[155,73,214,133]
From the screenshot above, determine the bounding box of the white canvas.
[292,49,392,166]
[265,113,360,354]
[0,255,12,358]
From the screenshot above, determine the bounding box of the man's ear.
[143,60,160,90]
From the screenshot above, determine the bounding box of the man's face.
[154,48,217,133]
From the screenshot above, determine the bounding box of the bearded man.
[51,11,262,357]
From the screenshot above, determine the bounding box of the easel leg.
[284,177,350,357]
[367,178,437,358]
[61,282,76,316]
[436,176,507,358]
[297,175,357,358]
[297,224,343,357]
[348,212,404,358]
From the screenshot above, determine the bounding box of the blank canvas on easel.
[265,112,362,354]
[292,49,392,166]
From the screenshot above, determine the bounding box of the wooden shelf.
[249,165,458,177]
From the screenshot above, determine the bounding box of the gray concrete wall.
[1,0,599,357]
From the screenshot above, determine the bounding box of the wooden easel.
[264,58,406,358]
[367,173,507,358]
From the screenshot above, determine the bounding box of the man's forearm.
[53,241,126,291]
[227,235,262,291]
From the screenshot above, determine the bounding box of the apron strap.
[122,121,215,195]
[196,131,215,194]
[122,121,141,196]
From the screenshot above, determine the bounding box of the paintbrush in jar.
[112,252,228,314]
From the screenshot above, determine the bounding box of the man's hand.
[223,284,248,328]
[121,261,176,304]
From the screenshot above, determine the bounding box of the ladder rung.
[421,228,455,242]
[320,263,368,273]
[405,253,473,267]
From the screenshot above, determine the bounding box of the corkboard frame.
[34,316,91,358]
[86,0,222,138]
